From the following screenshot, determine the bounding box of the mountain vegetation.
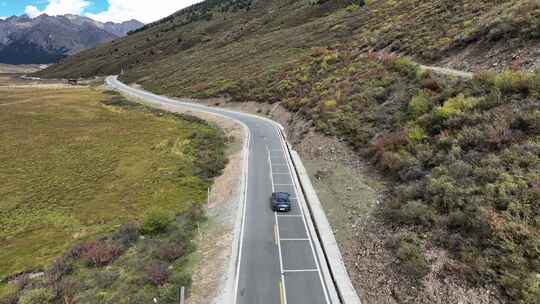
[0,15,143,64]
[36,0,540,302]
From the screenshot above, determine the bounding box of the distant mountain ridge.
[0,14,143,64]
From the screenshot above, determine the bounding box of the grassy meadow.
[0,86,226,303]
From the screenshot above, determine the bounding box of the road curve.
[106,76,337,304]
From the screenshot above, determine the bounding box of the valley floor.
[0,76,228,303]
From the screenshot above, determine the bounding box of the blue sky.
[0,1,107,17]
[0,1,201,23]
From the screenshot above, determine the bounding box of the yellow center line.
[274,223,278,245]
[279,280,285,304]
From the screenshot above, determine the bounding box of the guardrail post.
[180,286,185,304]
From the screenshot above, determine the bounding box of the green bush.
[379,151,405,172]
[322,99,337,112]
[409,91,431,117]
[19,288,54,304]
[500,271,540,304]
[473,71,496,87]
[407,125,427,143]
[531,73,540,98]
[494,70,532,93]
[434,94,479,120]
[387,200,437,226]
[391,57,419,78]
[141,208,173,235]
[346,4,359,12]
[394,234,430,280]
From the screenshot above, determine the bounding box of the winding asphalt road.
[106,76,336,304]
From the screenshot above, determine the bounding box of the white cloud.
[25,0,91,18]
[0,16,7,20]
[86,0,202,24]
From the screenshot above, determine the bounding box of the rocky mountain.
[0,14,143,64]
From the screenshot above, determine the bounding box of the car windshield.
[275,193,289,202]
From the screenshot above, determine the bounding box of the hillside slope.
[38,0,540,303]
[39,0,539,82]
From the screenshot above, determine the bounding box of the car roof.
[273,192,290,198]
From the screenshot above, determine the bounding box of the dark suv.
[270,192,291,212]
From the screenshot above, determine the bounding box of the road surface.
[106,76,335,304]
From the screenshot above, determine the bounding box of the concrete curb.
[276,130,340,303]
[289,150,362,304]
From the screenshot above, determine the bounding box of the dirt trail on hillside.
[420,65,474,79]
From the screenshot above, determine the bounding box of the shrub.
[500,271,540,303]
[345,3,359,12]
[80,240,123,267]
[510,117,531,133]
[188,205,206,222]
[409,91,430,117]
[46,256,72,284]
[447,210,469,231]
[494,70,532,93]
[531,73,540,98]
[113,222,140,246]
[55,279,76,304]
[18,288,54,304]
[379,151,405,172]
[381,52,398,66]
[141,208,173,235]
[276,79,295,95]
[434,94,479,120]
[170,271,192,288]
[322,50,339,65]
[371,132,408,155]
[95,270,119,289]
[394,235,430,280]
[407,125,427,143]
[156,242,184,262]
[321,99,337,112]
[421,76,440,92]
[158,283,183,303]
[387,200,437,226]
[391,57,419,78]
[144,262,170,286]
[473,71,496,87]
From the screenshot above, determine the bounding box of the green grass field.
[0,87,223,280]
